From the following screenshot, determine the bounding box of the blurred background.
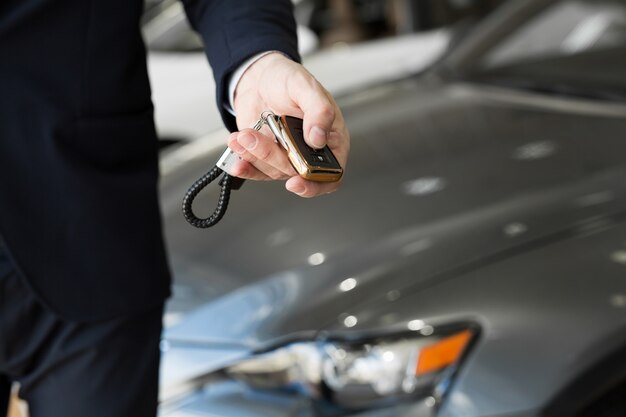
[142,0,504,149]
[144,0,503,47]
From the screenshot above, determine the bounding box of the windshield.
[458,0,626,98]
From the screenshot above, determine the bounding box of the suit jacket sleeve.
[180,0,301,132]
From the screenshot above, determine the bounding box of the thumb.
[288,71,336,149]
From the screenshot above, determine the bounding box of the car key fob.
[264,114,343,182]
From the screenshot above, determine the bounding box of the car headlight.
[225,323,478,409]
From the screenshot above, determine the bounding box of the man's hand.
[226,53,350,198]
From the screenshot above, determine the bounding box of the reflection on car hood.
[162,77,626,348]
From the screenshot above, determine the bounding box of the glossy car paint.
[159,74,626,415]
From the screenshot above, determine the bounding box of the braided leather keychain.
[180,115,268,228]
[181,155,244,228]
[182,112,342,229]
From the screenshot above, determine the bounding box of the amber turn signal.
[416,329,474,376]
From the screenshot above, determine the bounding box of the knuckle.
[241,153,258,164]
[290,71,316,91]
[318,104,336,122]
[257,145,273,161]
[268,170,283,180]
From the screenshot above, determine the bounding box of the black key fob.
[265,114,343,182]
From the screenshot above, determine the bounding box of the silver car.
[158,0,626,416]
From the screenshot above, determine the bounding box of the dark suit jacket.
[0,0,299,321]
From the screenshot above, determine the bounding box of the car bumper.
[160,381,544,417]
[159,381,437,417]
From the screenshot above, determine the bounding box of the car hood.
[161,75,626,328]
[165,173,626,344]
[160,78,626,408]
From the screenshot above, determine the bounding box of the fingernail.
[287,183,306,195]
[310,126,327,149]
[238,133,257,150]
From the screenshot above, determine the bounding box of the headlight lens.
[225,325,477,409]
